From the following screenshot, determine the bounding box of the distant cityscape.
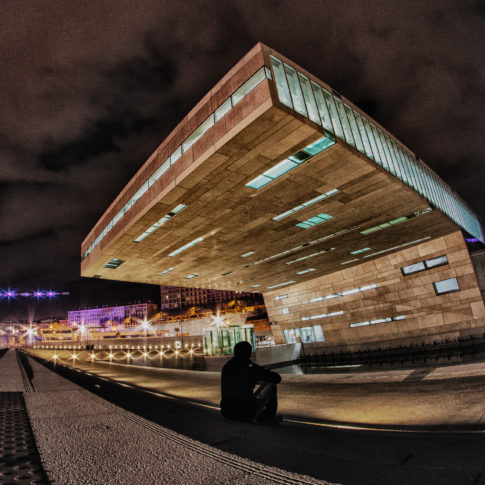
[0,285,270,352]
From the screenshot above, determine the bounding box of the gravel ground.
[0,349,25,391]
[24,357,332,485]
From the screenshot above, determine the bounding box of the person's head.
[233,341,252,359]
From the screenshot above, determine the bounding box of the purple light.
[0,289,68,300]
[466,237,479,243]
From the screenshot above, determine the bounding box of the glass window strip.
[284,64,308,117]
[168,237,204,257]
[403,151,422,195]
[298,72,321,125]
[371,125,389,170]
[301,310,344,321]
[378,131,398,177]
[433,277,459,295]
[425,166,442,212]
[350,315,405,328]
[393,142,411,185]
[384,134,403,180]
[333,96,355,147]
[345,106,364,153]
[296,212,332,229]
[267,281,296,289]
[309,283,376,303]
[270,56,293,108]
[246,135,335,190]
[232,67,267,106]
[353,111,374,160]
[134,204,186,243]
[322,89,344,139]
[215,98,232,122]
[273,189,339,221]
[440,179,456,224]
[267,56,483,242]
[359,207,432,235]
[310,81,334,134]
[363,237,431,258]
[362,118,381,165]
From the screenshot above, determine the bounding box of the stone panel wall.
[263,231,485,351]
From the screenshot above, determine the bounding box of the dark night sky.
[1,0,483,321]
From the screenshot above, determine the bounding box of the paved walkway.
[0,348,24,392]
[1,349,329,485]
[38,350,485,430]
[5,348,485,484]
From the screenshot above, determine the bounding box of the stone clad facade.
[80,43,484,351]
[265,232,485,350]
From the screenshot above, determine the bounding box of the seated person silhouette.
[220,341,282,423]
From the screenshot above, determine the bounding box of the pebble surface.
[22,356,331,485]
[0,348,25,391]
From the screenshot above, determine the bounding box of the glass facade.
[203,324,255,355]
[283,325,325,344]
[269,55,484,243]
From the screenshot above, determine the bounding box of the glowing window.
[296,213,332,230]
[185,273,200,280]
[104,259,125,269]
[350,247,371,255]
[158,268,175,276]
[267,281,296,289]
[296,268,316,275]
[245,135,335,190]
[240,251,255,258]
[425,255,448,269]
[169,237,203,257]
[134,204,186,243]
[350,315,406,328]
[301,310,344,321]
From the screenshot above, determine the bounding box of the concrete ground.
[33,349,485,430]
[4,348,485,484]
[0,348,329,485]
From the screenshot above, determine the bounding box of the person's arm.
[251,362,281,384]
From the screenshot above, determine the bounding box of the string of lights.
[0,289,70,299]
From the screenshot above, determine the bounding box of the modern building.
[68,303,158,328]
[81,43,484,352]
[160,286,254,310]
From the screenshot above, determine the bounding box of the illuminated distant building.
[81,43,484,350]
[68,303,158,328]
[160,286,254,310]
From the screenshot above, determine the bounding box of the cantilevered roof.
[81,43,483,292]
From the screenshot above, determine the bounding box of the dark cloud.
[0,0,483,320]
